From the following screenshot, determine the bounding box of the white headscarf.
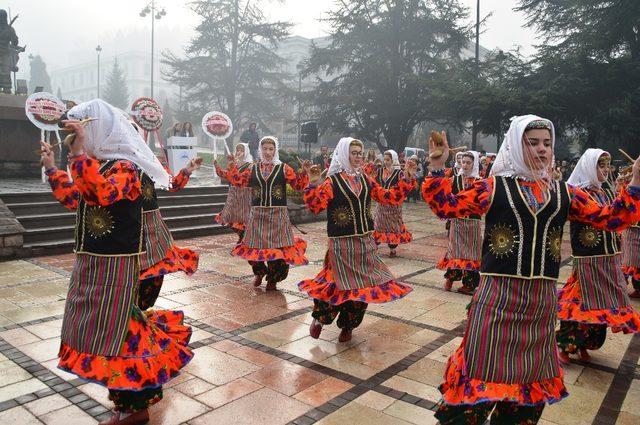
[258,136,281,165]
[67,99,171,188]
[459,151,480,178]
[328,137,361,177]
[490,114,555,181]
[454,152,464,173]
[383,149,401,170]
[236,142,253,164]
[567,148,609,189]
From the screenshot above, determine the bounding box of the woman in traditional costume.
[620,166,640,298]
[372,149,413,257]
[556,149,640,364]
[214,143,254,241]
[298,138,415,342]
[421,116,640,424]
[41,99,193,425]
[226,136,311,290]
[437,151,482,295]
[48,112,201,312]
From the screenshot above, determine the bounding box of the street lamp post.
[296,62,304,154]
[471,0,480,151]
[139,1,166,100]
[95,45,102,98]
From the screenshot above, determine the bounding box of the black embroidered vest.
[452,175,481,220]
[377,168,401,189]
[327,173,374,238]
[140,172,159,212]
[481,177,571,279]
[249,163,287,207]
[75,160,144,256]
[570,185,620,257]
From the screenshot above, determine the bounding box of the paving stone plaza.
[0,204,638,424]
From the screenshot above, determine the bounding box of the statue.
[0,10,25,94]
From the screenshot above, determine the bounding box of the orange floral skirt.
[436,257,481,271]
[298,264,412,305]
[58,309,193,391]
[232,237,308,265]
[373,226,412,245]
[557,273,640,333]
[439,345,568,406]
[140,246,199,280]
[622,265,640,281]
[214,213,246,231]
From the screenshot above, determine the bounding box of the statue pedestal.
[0,94,41,178]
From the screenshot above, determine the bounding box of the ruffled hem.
[373,229,412,245]
[140,246,199,280]
[622,265,640,281]
[439,346,568,406]
[58,310,193,391]
[436,257,481,271]
[298,265,412,305]
[557,276,640,334]
[214,214,246,231]
[232,237,308,266]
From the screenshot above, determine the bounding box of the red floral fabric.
[226,162,309,190]
[373,226,413,245]
[421,176,640,232]
[58,309,193,391]
[303,172,415,214]
[436,257,480,271]
[557,272,640,333]
[439,346,568,406]
[231,237,308,266]
[46,155,141,208]
[298,264,412,304]
[140,246,199,280]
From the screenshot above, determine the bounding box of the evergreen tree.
[163,0,291,149]
[304,0,470,152]
[103,58,129,109]
[28,55,52,93]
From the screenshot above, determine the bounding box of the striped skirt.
[463,275,560,384]
[447,218,482,262]
[374,204,405,235]
[298,233,412,304]
[61,254,139,357]
[329,234,395,291]
[140,209,174,270]
[621,227,640,269]
[244,206,295,249]
[574,255,629,311]
[216,186,252,229]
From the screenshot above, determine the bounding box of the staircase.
[1,186,230,257]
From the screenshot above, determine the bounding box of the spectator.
[240,122,260,158]
[313,145,331,170]
[182,122,194,137]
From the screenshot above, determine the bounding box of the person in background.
[182,122,194,137]
[240,122,260,158]
[314,145,331,170]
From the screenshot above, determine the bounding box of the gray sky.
[2,0,539,75]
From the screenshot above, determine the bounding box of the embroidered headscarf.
[383,149,401,170]
[235,142,253,164]
[67,99,171,188]
[490,114,555,181]
[567,148,609,189]
[328,137,363,177]
[258,136,281,165]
